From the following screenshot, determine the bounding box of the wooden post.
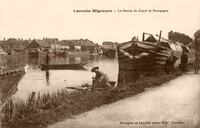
[132,38,137,81]
[158,30,162,46]
[117,47,121,83]
[142,33,145,41]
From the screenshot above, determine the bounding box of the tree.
[168,31,193,45]
[193,29,200,52]
[168,31,173,40]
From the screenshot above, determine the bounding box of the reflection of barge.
[53,51,91,57]
[0,66,26,103]
[67,51,90,55]
[40,63,88,70]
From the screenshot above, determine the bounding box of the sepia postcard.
[0,0,200,128]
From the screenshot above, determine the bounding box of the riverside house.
[25,38,59,52]
[25,39,50,52]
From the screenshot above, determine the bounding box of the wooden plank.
[137,43,157,50]
[119,41,132,50]
[118,54,131,59]
[118,48,133,59]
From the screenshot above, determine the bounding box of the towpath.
[49,72,200,128]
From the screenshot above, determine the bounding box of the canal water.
[11,54,118,100]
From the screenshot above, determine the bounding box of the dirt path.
[49,72,200,128]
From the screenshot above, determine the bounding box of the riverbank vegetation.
[1,70,184,128]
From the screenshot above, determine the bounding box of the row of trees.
[168,30,200,52]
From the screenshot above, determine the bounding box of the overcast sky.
[0,0,199,44]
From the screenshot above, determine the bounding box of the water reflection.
[10,53,118,100]
[28,55,42,68]
[0,52,27,105]
[0,72,25,104]
[46,70,50,86]
[89,55,103,62]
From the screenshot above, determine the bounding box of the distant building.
[60,41,70,50]
[0,43,7,55]
[80,39,96,53]
[102,42,116,50]
[25,39,51,52]
[62,39,97,53]
[1,38,30,51]
[25,38,61,52]
[101,42,117,57]
[51,42,61,50]
[22,40,32,49]
[73,41,81,52]
[25,38,100,54]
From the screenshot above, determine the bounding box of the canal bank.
[1,69,186,128]
[49,72,200,128]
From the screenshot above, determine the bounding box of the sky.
[0,0,199,44]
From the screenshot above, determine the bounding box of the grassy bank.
[1,70,184,128]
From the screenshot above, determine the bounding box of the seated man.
[91,66,111,89]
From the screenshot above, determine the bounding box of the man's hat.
[91,66,99,72]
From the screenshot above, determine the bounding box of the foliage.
[194,29,200,51]
[168,31,193,45]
